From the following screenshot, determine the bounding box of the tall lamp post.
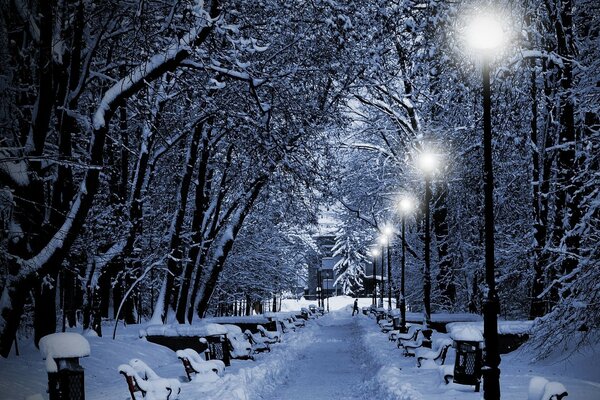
[316,286,321,308]
[377,237,386,308]
[418,152,438,327]
[326,278,330,313]
[466,15,504,400]
[371,248,380,306]
[317,269,322,308]
[382,226,394,310]
[398,197,415,332]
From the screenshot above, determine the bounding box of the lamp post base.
[482,295,501,400]
[482,365,501,399]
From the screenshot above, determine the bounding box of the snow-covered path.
[267,313,377,400]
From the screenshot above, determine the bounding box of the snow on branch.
[93,1,219,130]
[14,0,221,279]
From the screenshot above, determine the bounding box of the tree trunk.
[163,119,207,321]
[433,182,455,309]
[195,176,269,318]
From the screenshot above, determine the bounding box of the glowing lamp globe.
[382,225,394,237]
[466,15,504,51]
[399,198,414,213]
[418,152,438,174]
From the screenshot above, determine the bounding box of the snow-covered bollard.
[39,332,90,400]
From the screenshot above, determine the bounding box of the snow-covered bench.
[176,348,224,381]
[301,307,316,320]
[279,318,297,333]
[402,332,425,357]
[291,315,306,327]
[528,377,568,400]
[257,325,280,343]
[222,325,254,360]
[119,361,180,400]
[403,329,434,356]
[380,320,394,333]
[396,325,421,348]
[244,330,271,353]
[416,338,453,367]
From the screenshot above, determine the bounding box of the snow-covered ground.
[1,299,598,400]
[355,310,600,400]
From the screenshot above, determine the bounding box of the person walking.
[352,299,359,316]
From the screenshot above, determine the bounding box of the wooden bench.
[528,377,568,400]
[402,334,424,357]
[257,325,280,343]
[176,348,224,381]
[397,325,421,349]
[245,330,271,353]
[416,338,453,367]
[118,364,177,400]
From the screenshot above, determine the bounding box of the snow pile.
[39,332,90,372]
[221,324,243,335]
[377,366,423,400]
[448,325,484,342]
[204,316,271,324]
[446,320,533,338]
[141,323,227,337]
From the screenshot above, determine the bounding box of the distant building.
[307,233,379,299]
[362,255,386,301]
[306,210,375,300]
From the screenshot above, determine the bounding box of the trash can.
[40,332,90,400]
[48,358,85,400]
[362,307,368,316]
[202,334,231,367]
[453,340,483,392]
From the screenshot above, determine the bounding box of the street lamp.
[326,280,330,313]
[417,151,438,327]
[398,196,415,332]
[316,286,321,308]
[381,226,394,310]
[371,248,380,306]
[466,13,504,400]
[378,235,387,308]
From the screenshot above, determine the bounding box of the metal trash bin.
[202,334,231,367]
[40,333,90,400]
[48,358,85,400]
[453,340,483,392]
